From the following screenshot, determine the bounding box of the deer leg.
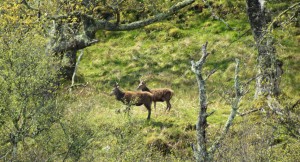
[145,104,151,120]
[125,105,131,117]
[154,102,156,110]
[166,100,171,111]
[147,107,151,120]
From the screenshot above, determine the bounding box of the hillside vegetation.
[61,1,300,161]
[1,0,299,161]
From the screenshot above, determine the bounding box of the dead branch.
[48,0,195,54]
[207,110,216,117]
[202,0,233,30]
[208,58,243,156]
[205,68,217,81]
[238,108,262,116]
[69,50,85,90]
[291,99,300,110]
[71,50,84,87]
[191,42,209,74]
[267,2,300,32]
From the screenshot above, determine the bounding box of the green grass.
[70,5,300,161]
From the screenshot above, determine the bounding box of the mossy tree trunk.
[191,42,210,162]
[246,0,282,97]
[45,0,195,79]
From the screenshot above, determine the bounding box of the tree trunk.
[246,0,281,97]
[45,0,195,80]
[191,44,244,161]
[194,75,209,162]
[62,50,77,80]
[191,42,210,162]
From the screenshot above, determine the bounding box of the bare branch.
[93,0,195,31]
[191,42,210,74]
[208,58,242,156]
[291,99,300,110]
[202,0,233,30]
[238,108,262,116]
[49,0,195,31]
[48,0,195,54]
[267,2,300,32]
[207,110,216,117]
[205,68,217,81]
[70,50,84,89]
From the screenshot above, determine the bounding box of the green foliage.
[0,0,299,161]
[0,28,62,160]
[74,1,299,160]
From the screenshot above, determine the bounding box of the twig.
[70,50,84,90]
[205,68,217,81]
[226,29,251,49]
[209,58,242,156]
[257,2,300,45]
[202,0,233,30]
[238,108,262,116]
[207,110,216,117]
[267,2,300,32]
[291,99,300,110]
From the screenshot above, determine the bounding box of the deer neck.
[115,89,125,101]
[142,86,151,92]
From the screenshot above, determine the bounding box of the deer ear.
[114,82,119,87]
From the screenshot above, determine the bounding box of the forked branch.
[208,59,243,156]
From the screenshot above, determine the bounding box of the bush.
[0,28,62,161]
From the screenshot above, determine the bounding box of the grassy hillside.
[63,1,300,161]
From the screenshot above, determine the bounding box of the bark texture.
[46,0,195,79]
[191,44,243,162]
[191,42,210,162]
[246,0,281,97]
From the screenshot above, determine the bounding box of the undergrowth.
[69,1,300,161]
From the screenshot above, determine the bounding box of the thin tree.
[191,42,244,161]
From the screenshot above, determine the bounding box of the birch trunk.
[191,44,243,161]
[191,42,210,162]
[246,0,281,97]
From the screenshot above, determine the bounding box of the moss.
[70,4,300,160]
[168,28,185,39]
[144,22,175,33]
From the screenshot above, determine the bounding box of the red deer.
[137,80,174,111]
[110,83,153,120]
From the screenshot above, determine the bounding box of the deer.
[110,82,153,120]
[137,80,174,111]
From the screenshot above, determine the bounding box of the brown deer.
[110,82,153,120]
[137,80,174,111]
